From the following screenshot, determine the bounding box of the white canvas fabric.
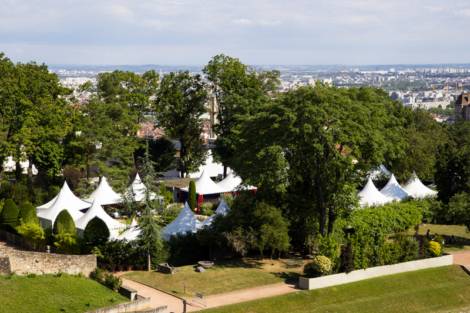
[116,218,140,241]
[162,202,200,240]
[85,177,123,206]
[127,173,157,202]
[403,173,438,199]
[2,156,38,175]
[380,174,410,201]
[201,199,231,228]
[216,172,256,193]
[75,200,126,239]
[189,150,229,178]
[358,178,392,207]
[36,181,90,224]
[369,164,392,180]
[181,169,224,195]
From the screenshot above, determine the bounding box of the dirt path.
[450,251,470,266]
[187,282,298,312]
[121,277,186,313]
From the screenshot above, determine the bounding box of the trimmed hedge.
[1,199,19,230]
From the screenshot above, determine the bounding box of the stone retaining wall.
[299,255,453,290]
[85,297,155,313]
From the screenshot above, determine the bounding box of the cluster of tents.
[358,168,438,207]
[161,200,230,240]
[35,174,154,241]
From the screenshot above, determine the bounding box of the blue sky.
[1,0,469,65]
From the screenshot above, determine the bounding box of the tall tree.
[154,71,207,177]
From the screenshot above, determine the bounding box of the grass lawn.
[0,274,127,313]
[124,258,306,297]
[416,224,470,239]
[203,265,470,313]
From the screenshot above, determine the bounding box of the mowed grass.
[417,224,470,239]
[203,266,470,313]
[124,259,305,297]
[0,274,127,313]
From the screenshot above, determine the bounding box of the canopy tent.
[358,178,392,207]
[2,156,38,175]
[201,199,231,228]
[181,169,224,195]
[403,173,438,199]
[85,177,123,206]
[216,172,256,193]
[380,174,410,201]
[368,164,392,180]
[36,181,90,226]
[75,200,126,240]
[189,150,229,179]
[117,218,141,241]
[127,173,157,202]
[162,202,200,240]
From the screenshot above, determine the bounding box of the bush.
[160,204,182,226]
[83,217,110,247]
[199,202,214,216]
[428,240,442,257]
[188,180,197,211]
[304,255,332,277]
[16,222,45,249]
[95,240,147,271]
[90,268,106,282]
[53,232,79,254]
[0,199,19,231]
[18,202,39,225]
[53,210,76,235]
[104,273,122,291]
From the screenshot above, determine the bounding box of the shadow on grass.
[271,271,301,284]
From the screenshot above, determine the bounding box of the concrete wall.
[299,255,453,290]
[85,297,157,313]
[1,244,96,276]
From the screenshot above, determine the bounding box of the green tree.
[53,210,76,235]
[154,71,207,177]
[18,201,39,225]
[0,199,19,230]
[255,202,290,258]
[188,180,197,210]
[16,223,45,249]
[53,210,78,253]
[83,217,110,247]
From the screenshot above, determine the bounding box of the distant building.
[455,92,470,121]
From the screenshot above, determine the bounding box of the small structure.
[2,156,38,176]
[75,200,126,240]
[357,178,392,207]
[189,150,228,179]
[380,174,410,201]
[216,172,256,193]
[161,202,200,240]
[402,173,438,199]
[455,92,470,121]
[127,173,158,202]
[85,177,123,206]
[181,170,224,196]
[36,181,90,228]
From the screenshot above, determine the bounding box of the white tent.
[358,178,392,207]
[2,156,38,175]
[85,177,123,206]
[189,150,229,178]
[117,218,141,241]
[36,181,90,226]
[216,172,256,193]
[380,174,410,201]
[201,199,231,228]
[162,202,200,240]
[403,173,438,199]
[75,200,126,240]
[181,169,224,195]
[127,173,157,202]
[369,164,392,180]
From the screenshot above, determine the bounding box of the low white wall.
[299,255,453,290]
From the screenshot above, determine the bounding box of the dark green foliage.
[188,181,197,210]
[304,255,333,277]
[18,202,39,225]
[446,192,470,229]
[90,268,122,291]
[0,199,19,230]
[134,138,176,174]
[83,217,110,247]
[53,210,76,235]
[93,240,148,271]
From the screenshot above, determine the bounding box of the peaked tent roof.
[216,172,256,193]
[403,173,438,199]
[181,169,224,195]
[116,218,140,241]
[380,174,410,201]
[358,178,392,207]
[85,177,123,206]
[189,150,229,178]
[162,202,200,240]
[127,173,157,202]
[201,199,231,228]
[369,164,392,180]
[75,200,126,239]
[36,181,90,224]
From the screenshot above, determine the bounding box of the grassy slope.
[0,274,127,313]
[123,260,297,297]
[418,224,470,239]
[203,266,470,313]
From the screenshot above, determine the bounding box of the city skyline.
[1,0,470,65]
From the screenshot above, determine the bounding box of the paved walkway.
[450,251,470,266]
[187,282,298,311]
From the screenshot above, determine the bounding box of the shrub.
[199,202,214,216]
[0,199,19,230]
[18,202,39,225]
[54,232,79,254]
[90,268,106,282]
[53,210,76,235]
[428,240,442,257]
[304,255,332,277]
[83,217,110,247]
[16,222,45,249]
[188,180,197,211]
[160,204,182,226]
[104,273,122,291]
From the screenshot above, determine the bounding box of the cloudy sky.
[1,0,469,65]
